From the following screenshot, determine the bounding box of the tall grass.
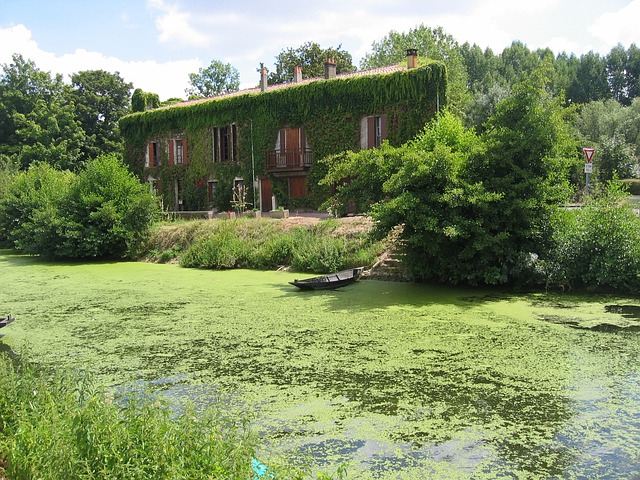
[168,218,380,273]
[0,353,254,479]
[0,353,348,480]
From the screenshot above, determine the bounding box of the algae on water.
[1,252,638,478]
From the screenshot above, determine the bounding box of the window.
[212,124,238,162]
[207,181,218,205]
[175,139,184,164]
[149,141,160,167]
[374,116,383,148]
[360,115,387,150]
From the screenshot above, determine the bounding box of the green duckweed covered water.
[1,251,639,479]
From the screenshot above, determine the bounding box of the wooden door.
[260,178,272,212]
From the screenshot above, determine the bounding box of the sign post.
[583,148,594,196]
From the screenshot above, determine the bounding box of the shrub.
[55,154,159,259]
[0,163,73,256]
[544,182,640,291]
[180,230,250,269]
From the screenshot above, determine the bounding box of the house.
[120,49,446,213]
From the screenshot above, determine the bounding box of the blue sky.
[1,0,639,100]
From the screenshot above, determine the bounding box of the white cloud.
[0,24,200,100]
[589,0,640,48]
[148,0,210,47]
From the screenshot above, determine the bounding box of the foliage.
[161,217,380,272]
[0,54,88,171]
[361,24,469,111]
[606,43,640,106]
[0,352,261,480]
[268,42,356,84]
[0,155,158,259]
[54,154,158,259]
[70,70,133,159]
[0,162,73,255]
[323,72,578,286]
[596,133,638,181]
[543,182,640,292]
[471,69,578,278]
[186,60,240,98]
[131,88,160,113]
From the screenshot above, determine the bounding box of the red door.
[260,178,272,212]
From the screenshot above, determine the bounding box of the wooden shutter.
[168,140,174,165]
[289,177,307,198]
[183,138,188,164]
[367,117,376,148]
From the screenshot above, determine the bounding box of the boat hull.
[289,267,364,290]
[0,316,15,329]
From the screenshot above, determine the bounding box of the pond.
[1,252,639,479]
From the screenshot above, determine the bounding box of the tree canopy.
[185,60,240,98]
[70,69,133,159]
[0,54,87,170]
[268,42,355,84]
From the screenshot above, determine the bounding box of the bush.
[173,219,380,273]
[544,183,640,292]
[0,163,73,256]
[55,154,158,258]
[0,156,159,259]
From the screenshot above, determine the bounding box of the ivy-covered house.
[119,50,446,213]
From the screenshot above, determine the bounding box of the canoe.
[0,315,15,329]
[289,267,364,290]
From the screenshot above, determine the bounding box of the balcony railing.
[266,148,313,172]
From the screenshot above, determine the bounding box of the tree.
[131,88,161,112]
[70,70,133,159]
[0,54,87,170]
[268,42,355,84]
[361,25,469,111]
[186,60,239,98]
[566,51,610,104]
[470,69,577,283]
[606,44,640,105]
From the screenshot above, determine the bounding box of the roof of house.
[162,63,409,109]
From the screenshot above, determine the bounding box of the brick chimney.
[406,48,418,69]
[324,58,336,79]
[260,65,268,92]
[294,66,302,83]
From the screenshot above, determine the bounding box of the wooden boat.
[0,315,15,329]
[289,267,364,290]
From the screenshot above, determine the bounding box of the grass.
[0,353,261,480]
[0,251,639,478]
[144,217,382,273]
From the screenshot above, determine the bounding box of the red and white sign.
[583,148,595,163]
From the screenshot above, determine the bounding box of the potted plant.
[243,209,261,218]
[269,206,289,219]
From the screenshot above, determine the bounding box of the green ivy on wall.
[120,60,447,211]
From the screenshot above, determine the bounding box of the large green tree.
[361,25,469,111]
[186,60,239,98]
[268,42,355,84]
[0,54,86,170]
[70,70,132,159]
[606,44,640,105]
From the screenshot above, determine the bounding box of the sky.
[1,0,640,101]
